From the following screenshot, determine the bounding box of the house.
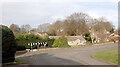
[96,33,110,42]
[90,29,111,43]
[29,32,48,39]
[37,32,48,38]
[108,33,120,42]
[49,36,86,46]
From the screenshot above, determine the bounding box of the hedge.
[1,25,17,63]
[15,34,55,50]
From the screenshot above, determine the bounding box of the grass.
[3,59,28,65]
[92,48,119,65]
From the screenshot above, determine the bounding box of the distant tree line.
[9,12,115,36]
[48,13,114,36]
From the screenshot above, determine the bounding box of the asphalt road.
[16,42,118,65]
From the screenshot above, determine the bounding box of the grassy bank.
[92,48,118,65]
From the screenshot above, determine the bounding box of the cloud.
[51,15,65,21]
[1,0,119,3]
[87,9,118,28]
[1,2,118,29]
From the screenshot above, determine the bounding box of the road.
[16,43,118,65]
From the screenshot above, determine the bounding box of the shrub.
[15,34,55,50]
[1,25,17,63]
[110,39,115,43]
[85,33,92,42]
[16,46,26,51]
[52,36,70,47]
[43,37,55,47]
[15,34,43,50]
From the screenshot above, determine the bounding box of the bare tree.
[104,22,114,33]
[63,12,90,36]
[10,24,20,34]
[21,25,26,33]
[37,24,42,32]
[89,17,114,43]
[53,20,63,35]
[20,24,32,33]
[25,24,32,32]
[38,23,51,33]
[63,19,76,36]
[48,20,63,35]
[90,17,114,33]
[48,25,56,36]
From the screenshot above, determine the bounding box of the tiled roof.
[49,36,85,41]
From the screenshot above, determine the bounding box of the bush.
[85,33,92,42]
[15,34,55,50]
[43,37,55,47]
[15,34,43,50]
[110,39,115,43]
[16,46,26,51]
[1,25,17,63]
[52,36,70,47]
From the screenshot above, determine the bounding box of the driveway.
[16,43,118,65]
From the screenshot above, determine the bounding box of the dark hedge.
[1,25,17,63]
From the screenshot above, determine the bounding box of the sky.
[0,0,118,29]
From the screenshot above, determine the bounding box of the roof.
[49,36,85,41]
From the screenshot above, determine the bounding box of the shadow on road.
[17,53,81,65]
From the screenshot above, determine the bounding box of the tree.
[1,25,17,63]
[38,23,51,33]
[52,20,63,35]
[63,12,90,36]
[89,17,114,33]
[48,25,56,36]
[25,24,31,33]
[20,24,32,33]
[63,19,76,36]
[10,24,20,34]
[21,25,26,33]
[89,17,114,43]
[104,22,114,33]
[37,24,42,32]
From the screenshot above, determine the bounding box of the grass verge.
[92,48,118,65]
[3,59,28,65]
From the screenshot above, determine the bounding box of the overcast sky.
[0,0,118,29]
